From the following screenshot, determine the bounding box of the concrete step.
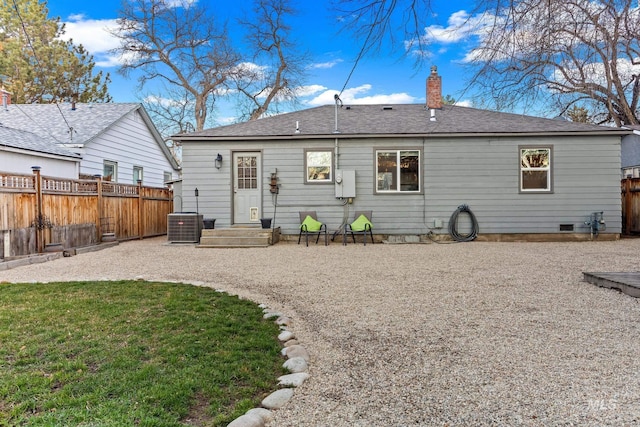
[198,227,280,248]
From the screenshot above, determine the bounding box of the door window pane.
[237,156,258,189]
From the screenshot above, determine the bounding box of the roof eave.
[0,144,82,160]
[174,130,631,142]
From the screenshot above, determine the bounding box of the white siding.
[0,149,79,179]
[80,110,176,187]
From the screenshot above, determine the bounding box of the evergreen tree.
[0,0,111,103]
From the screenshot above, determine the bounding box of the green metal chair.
[344,210,373,245]
[298,211,327,246]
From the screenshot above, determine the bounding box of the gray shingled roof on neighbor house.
[0,102,141,145]
[174,104,631,140]
[0,125,80,158]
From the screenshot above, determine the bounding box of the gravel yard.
[2,237,640,426]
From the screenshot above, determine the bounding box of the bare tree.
[110,0,239,131]
[332,0,436,61]
[232,0,308,121]
[466,0,640,126]
[334,0,639,126]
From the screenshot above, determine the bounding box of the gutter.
[173,129,633,143]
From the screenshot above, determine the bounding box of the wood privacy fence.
[622,178,640,235]
[0,169,173,258]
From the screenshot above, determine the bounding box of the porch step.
[197,227,280,248]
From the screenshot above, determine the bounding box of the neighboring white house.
[0,102,180,186]
[0,125,80,179]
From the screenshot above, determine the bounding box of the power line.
[11,0,74,134]
[338,3,385,98]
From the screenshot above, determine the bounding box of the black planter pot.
[260,218,272,229]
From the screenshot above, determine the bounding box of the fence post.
[623,178,632,235]
[32,166,43,253]
[95,175,102,240]
[138,180,143,239]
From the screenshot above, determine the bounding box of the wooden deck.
[583,272,640,298]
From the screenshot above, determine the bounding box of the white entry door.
[233,152,261,225]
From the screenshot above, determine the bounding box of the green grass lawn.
[0,280,285,426]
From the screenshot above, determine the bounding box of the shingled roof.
[0,102,179,169]
[174,104,630,141]
[0,125,80,158]
[0,103,143,145]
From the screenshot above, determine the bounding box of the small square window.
[305,150,333,183]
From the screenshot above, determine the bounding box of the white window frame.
[305,149,333,183]
[520,146,552,192]
[103,160,117,182]
[133,166,143,184]
[375,149,421,193]
[623,166,640,178]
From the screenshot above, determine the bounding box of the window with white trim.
[103,161,117,182]
[133,166,143,184]
[520,147,551,192]
[305,149,333,183]
[623,167,640,178]
[375,149,421,193]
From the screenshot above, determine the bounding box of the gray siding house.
[0,103,180,186]
[622,126,640,178]
[174,74,628,241]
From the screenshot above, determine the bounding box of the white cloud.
[60,15,122,67]
[405,9,498,59]
[306,84,416,106]
[164,0,199,8]
[454,99,472,107]
[309,59,343,69]
[144,94,190,108]
[294,84,327,97]
[232,62,270,78]
[406,10,487,48]
[552,58,640,90]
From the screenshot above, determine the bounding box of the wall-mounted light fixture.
[215,153,223,169]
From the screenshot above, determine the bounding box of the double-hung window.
[375,149,421,193]
[520,147,552,192]
[305,149,333,183]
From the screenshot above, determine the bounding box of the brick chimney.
[426,65,442,110]
[1,88,12,109]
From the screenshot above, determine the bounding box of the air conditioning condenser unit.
[167,213,203,243]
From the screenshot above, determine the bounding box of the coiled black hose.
[448,204,479,242]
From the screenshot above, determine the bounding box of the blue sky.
[47,0,481,125]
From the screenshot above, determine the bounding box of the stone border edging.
[227,305,310,427]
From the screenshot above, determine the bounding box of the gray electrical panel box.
[335,169,356,198]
